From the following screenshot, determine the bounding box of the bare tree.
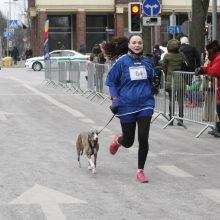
[190,0,209,57]
[0,11,7,56]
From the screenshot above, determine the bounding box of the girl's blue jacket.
[105,54,155,116]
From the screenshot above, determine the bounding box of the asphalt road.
[0,67,220,220]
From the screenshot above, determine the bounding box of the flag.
[44,19,50,60]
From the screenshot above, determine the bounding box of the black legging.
[118,116,151,169]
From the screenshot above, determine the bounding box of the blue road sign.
[143,0,161,16]
[3,31,14,38]
[167,25,181,34]
[8,20,19,29]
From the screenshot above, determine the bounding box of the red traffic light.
[128,2,142,33]
[131,4,140,14]
[204,25,209,36]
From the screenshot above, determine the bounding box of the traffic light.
[128,2,142,33]
[204,24,209,36]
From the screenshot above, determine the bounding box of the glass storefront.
[86,15,114,52]
[48,15,72,51]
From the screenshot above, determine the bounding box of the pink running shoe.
[109,133,122,155]
[136,169,148,183]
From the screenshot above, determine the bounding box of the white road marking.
[159,152,220,156]
[0,111,13,121]
[0,111,13,115]
[9,184,87,220]
[0,93,37,96]
[129,148,157,157]
[200,189,220,204]
[9,77,85,118]
[79,118,95,123]
[158,165,193,177]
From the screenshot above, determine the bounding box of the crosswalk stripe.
[158,165,193,177]
[129,148,157,157]
[200,189,220,204]
[79,118,95,123]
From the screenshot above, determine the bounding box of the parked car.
[25,50,90,71]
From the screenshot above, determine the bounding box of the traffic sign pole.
[142,0,161,53]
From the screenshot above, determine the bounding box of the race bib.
[129,66,147,80]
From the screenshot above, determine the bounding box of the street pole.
[170,10,176,39]
[212,0,217,40]
[6,0,12,57]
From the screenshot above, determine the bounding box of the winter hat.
[180,36,189,44]
[167,39,180,52]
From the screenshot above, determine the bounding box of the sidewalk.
[1,60,25,69]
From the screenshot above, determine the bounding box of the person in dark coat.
[25,49,32,59]
[79,44,86,54]
[90,44,105,64]
[11,46,19,64]
[179,36,201,72]
[152,44,162,66]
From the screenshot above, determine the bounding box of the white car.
[25,50,90,71]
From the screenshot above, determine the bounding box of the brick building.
[28,0,219,56]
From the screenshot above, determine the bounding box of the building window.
[48,15,72,51]
[86,15,114,52]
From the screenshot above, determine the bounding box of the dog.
[76,130,99,174]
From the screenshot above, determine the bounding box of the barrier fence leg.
[195,124,214,138]
[151,112,169,123]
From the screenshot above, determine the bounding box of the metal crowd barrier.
[83,62,110,104]
[67,61,82,93]
[163,71,217,137]
[83,62,96,97]
[44,60,82,93]
[44,60,219,138]
[43,60,59,87]
[152,67,169,122]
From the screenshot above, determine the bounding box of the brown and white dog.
[76,130,99,174]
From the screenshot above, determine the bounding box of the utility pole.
[212,0,217,40]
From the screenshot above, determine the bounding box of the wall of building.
[28,0,220,56]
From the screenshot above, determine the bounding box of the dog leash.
[98,114,115,134]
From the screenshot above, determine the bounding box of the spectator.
[11,46,19,65]
[185,75,202,107]
[25,48,32,59]
[105,34,158,183]
[79,44,86,54]
[176,33,187,41]
[152,44,162,66]
[196,40,220,137]
[162,39,187,126]
[179,36,201,72]
[102,36,129,64]
[60,44,65,50]
[90,44,105,64]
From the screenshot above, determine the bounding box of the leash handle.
[98,114,115,134]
